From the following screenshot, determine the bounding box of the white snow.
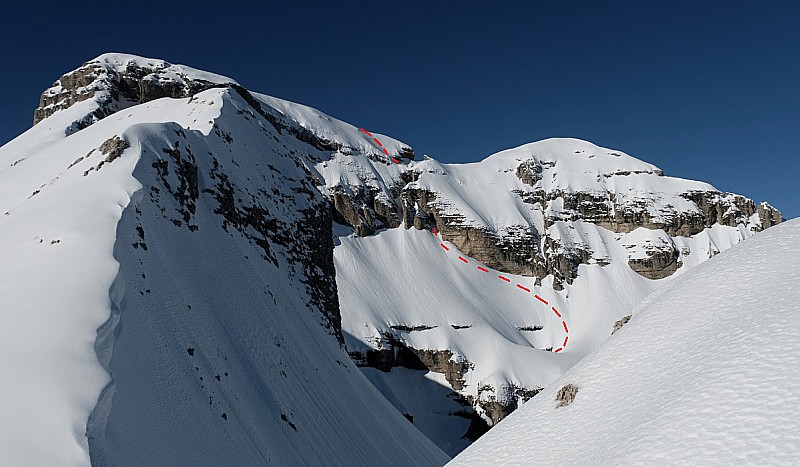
[409,138,716,234]
[451,218,800,466]
[92,52,237,86]
[1,79,447,465]
[0,88,222,466]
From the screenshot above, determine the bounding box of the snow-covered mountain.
[451,217,800,465]
[328,138,780,453]
[0,53,783,463]
[0,54,447,466]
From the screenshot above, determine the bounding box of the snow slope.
[451,218,800,465]
[0,55,448,466]
[248,60,774,453]
[335,214,748,452]
[1,52,784,464]
[0,84,224,466]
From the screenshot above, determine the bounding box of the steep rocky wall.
[349,331,542,440]
[33,59,232,128]
[331,161,783,286]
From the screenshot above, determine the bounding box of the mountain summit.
[0,53,783,464]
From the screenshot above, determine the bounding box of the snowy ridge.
[452,218,800,465]
[409,137,715,232]
[2,70,448,465]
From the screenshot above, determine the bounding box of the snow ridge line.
[360,128,401,164]
[433,227,570,353]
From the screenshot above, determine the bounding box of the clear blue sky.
[2,1,797,218]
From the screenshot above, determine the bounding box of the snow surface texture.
[451,218,800,466]
[0,55,447,466]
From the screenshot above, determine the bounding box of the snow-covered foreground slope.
[452,218,800,465]
[0,54,447,466]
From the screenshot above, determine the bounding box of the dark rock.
[612,315,631,334]
[555,383,578,408]
[627,239,682,280]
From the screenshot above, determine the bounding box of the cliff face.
[317,133,782,450]
[33,54,235,132]
[327,146,780,288]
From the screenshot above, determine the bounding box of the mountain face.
[328,140,781,452]
[451,218,800,466]
[0,53,782,463]
[1,54,447,466]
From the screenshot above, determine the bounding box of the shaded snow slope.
[1,81,447,465]
[0,84,224,466]
[452,218,800,466]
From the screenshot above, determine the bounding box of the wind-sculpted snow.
[1,79,447,465]
[452,218,800,466]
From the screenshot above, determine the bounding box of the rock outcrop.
[33,56,235,132]
[611,315,631,334]
[349,330,542,440]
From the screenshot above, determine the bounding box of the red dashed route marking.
[433,229,570,354]
[360,127,401,165]
[359,128,569,352]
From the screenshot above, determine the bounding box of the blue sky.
[2,1,797,218]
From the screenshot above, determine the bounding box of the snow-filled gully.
[359,126,571,353]
[433,228,571,353]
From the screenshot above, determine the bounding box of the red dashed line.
[434,228,570,353]
[362,127,400,164]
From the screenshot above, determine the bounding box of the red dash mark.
[391,157,400,164]
[458,256,469,263]
[433,227,438,236]
[516,284,531,292]
[477,266,489,273]
[373,137,383,147]
[360,128,373,137]
[552,306,561,318]
[440,243,449,251]
[563,336,569,347]
[554,347,563,353]
[498,275,511,282]
[534,295,549,305]
[562,321,569,333]
[383,148,389,155]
